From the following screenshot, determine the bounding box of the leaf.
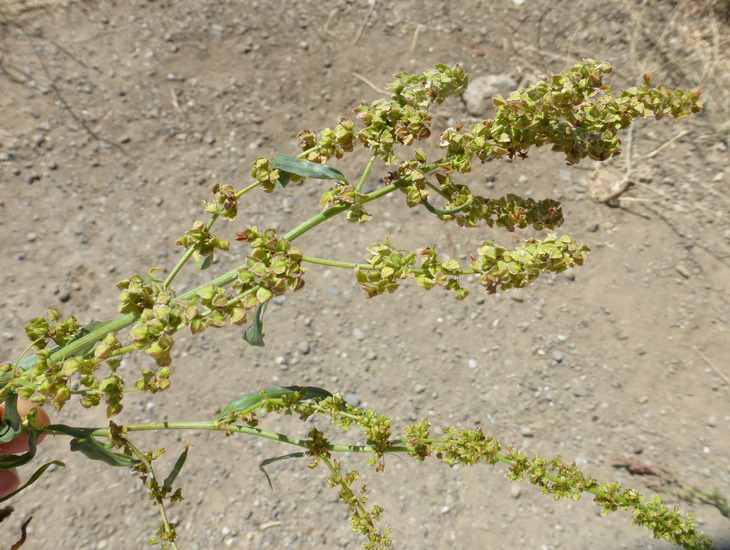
[47,423,140,467]
[0,460,65,504]
[161,445,190,494]
[270,154,347,187]
[10,515,32,549]
[0,394,22,444]
[242,303,267,346]
[217,385,332,422]
[259,452,305,492]
[194,252,214,271]
[0,429,40,469]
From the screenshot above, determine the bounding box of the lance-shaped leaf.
[0,460,65,504]
[271,154,347,188]
[161,445,190,494]
[217,386,332,422]
[47,424,140,467]
[259,452,305,492]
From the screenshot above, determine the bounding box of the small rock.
[353,327,365,341]
[510,485,521,499]
[468,358,478,369]
[520,425,534,437]
[588,223,600,232]
[298,341,310,355]
[344,393,360,407]
[676,264,691,278]
[708,416,717,428]
[462,74,518,116]
[27,232,38,242]
[325,285,340,296]
[413,383,427,394]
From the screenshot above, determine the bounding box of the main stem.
[45,155,446,364]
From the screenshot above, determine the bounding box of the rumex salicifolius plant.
[0,60,708,549]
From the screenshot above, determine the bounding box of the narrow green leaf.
[0,394,22,443]
[259,452,305,492]
[0,460,65,504]
[161,445,190,494]
[217,385,332,422]
[47,423,140,467]
[270,154,347,186]
[242,303,267,347]
[0,429,40,469]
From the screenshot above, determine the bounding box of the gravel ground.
[0,1,729,549]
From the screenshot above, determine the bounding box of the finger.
[0,468,20,499]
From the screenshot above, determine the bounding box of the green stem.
[234,179,263,199]
[42,157,449,366]
[355,153,378,193]
[125,440,180,550]
[301,256,370,270]
[164,213,220,288]
[87,421,413,454]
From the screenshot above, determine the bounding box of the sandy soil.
[0,1,729,549]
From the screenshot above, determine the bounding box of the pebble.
[676,264,691,278]
[468,358,478,369]
[298,341,310,355]
[27,232,38,242]
[510,485,521,499]
[520,425,534,437]
[707,416,717,428]
[344,393,360,407]
[353,327,365,341]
